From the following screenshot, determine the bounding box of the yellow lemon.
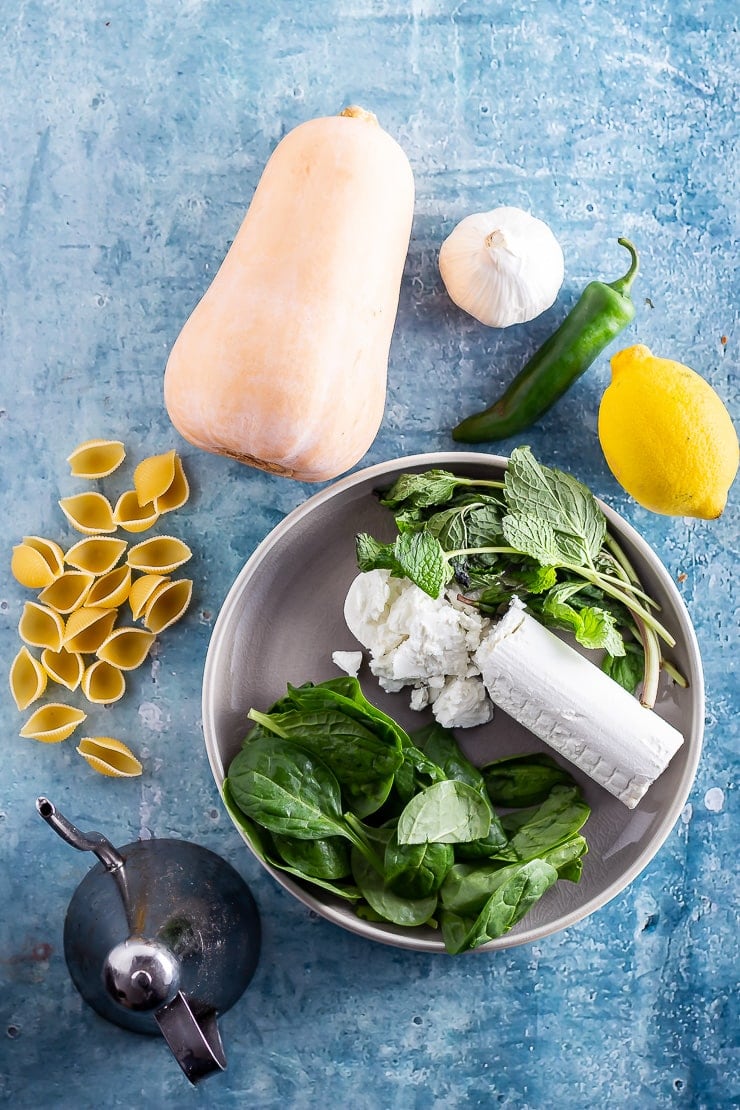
[598,344,738,518]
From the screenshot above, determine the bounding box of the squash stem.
[339,105,378,125]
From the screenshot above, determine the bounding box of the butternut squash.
[164,106,415,482]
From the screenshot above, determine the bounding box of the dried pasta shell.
[41,647,85,691]
[67,439,126,479]
[9,647,47,710]
[65,536,128,576]
[129,574,168,621]
[97,626,155,671]
[134,450,176,507]
[38,571,94,614]
[19,601,65,652]
[76,736,142,778]
[24,536,65,576]
[11,538,63,589]
[59,492,116,535]
[112,490,160,534]
[155,454,190,514]
[20,703,86,743]
[127,536,192,575]
[64,607,117,653]
[144,578,192,634]
[85,565,132,608]
[81,659,126,704]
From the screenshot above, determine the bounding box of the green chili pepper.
[452,238,640,443]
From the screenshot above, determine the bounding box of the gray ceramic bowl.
[202,453,704,952]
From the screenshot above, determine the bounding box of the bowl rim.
[202,451,705,953]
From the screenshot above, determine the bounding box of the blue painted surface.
[0,2,737,1107]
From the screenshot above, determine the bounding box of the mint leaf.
[511,564,558,594]
[501,512,562,565]
[425,505,469,551]
[504,446,606,567]
[541,592,583,635]
[394,508,425,533]
[541,589,626,656]
[379,470,463,510]
[465,502,505,548]
[576,607,626,656]
[602,641,644,692]
[394,532,450,598]
[355,533,402,574]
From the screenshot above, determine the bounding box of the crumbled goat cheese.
[331,650,363,678]
[340,569,494,728]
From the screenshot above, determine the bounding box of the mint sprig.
[357,447,683,708]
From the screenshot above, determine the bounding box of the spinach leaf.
[494,786,590,863]
[222,781,362,902]
[392,740,447,805]
[247,705,401,818]
[228,735,348,840]
[482,753,576,808]
[283,677,411,751]
[413,722,507,854]
[541,834,588,882]
[281,678,443,806]
[453,824,510,861]
[412,722,487,797]
[439,860,516,916]
[441,858,559,954]
[272,833,351,880]
[351,844,438,927]
[384,828,454,899]
[397,780,492,845]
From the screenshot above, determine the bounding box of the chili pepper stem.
[609,238,639,297]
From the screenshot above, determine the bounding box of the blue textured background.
[0,2,737,1107]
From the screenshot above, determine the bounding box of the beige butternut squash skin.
[164,108,415,482]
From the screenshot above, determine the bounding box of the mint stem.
[631,612,661,708]
[447,545,520,560]
[595,569,659,608]
[457,477,505,491]
[578,571,675,646]
[661,658,689,688]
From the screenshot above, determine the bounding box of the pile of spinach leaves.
[224,676,590,954]
[355,445,685,708]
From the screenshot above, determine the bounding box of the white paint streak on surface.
[704,787,725,812]
[138,701,168,732]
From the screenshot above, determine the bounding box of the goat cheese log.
[474,603,684,808]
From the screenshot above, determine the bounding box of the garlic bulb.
[439,206,564,328]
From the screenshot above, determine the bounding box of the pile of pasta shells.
[9,439,193,779]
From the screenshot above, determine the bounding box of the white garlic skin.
[439,206,565,328]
